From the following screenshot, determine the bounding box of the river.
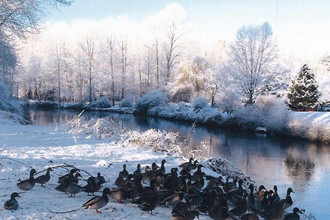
[29,109,330,219]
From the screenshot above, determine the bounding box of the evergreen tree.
[287,64,320,110]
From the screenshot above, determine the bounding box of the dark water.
[29,109,330,219]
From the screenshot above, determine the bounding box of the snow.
[0,112,215,219]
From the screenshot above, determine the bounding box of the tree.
[287,64,319,110]
[80,36,95,103]
[163,22,181,86]
[0,0,72,38]
[223,22,277,105]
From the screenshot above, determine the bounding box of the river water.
[29,109,330,219]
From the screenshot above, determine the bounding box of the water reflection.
[28,109,330,218]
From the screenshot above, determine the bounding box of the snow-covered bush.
[192,97,209,111]
[90,97,112,108]
[286,112,330,143]
[67,116,123,141]
[216,91,242,113]
[29,100,59,109]
[0,82,23,114]
[120,94,134,108]
[61,102,86,110]
[230,95,287,131]
[122,129,182,156]
[134,90,169,115]
[197,106,225,125]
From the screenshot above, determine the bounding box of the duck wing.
[82,196,102,209]
[4,199,19,210]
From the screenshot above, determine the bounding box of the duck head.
[273,185,278,192]
[152,162,158,170]
[47,168,53,172]
[10,192,21,199]
[189,158,194,163]
[293,207,302,214]
[30,169,37,178]
[287,187,294,195]
[259,185,266,191]
[161,159,166,164]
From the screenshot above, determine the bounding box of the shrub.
[120,94,134,108]
[134,90,169,115]
[90,97,112,108]
[192,97,209,111]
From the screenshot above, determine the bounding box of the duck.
[119,164,129,179]
[35,167,53,187]
[179,158,194,168]
[180,160,199,175]
[241,213,259,220]
[115,172,126,187]
[133,164,142,181]
[138,192,160,215]
[247,184,255,210]
[65,179,83,197]
[162,191,184,207]
[4,192,20,210]
[164,168,180,191]
[172,209,199,220]
[159,159,166,175]
[82,188,111,214]
[270,185,280,205]
[283,207,302,220]
[275,188,294,210]
[229,191,248,216]
[208,197,230,220]
[17,169,37,190]
[58,168,78,183]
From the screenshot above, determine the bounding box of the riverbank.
[27,98,330,143]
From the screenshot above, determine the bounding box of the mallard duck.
[4,192,20,210]
[119,164,129,179]
[138,192,160,214]
[172,209,199,220]
[241,213,259,220]
[17,169,37,190]
[162,191,184,207]
[276,188,294,210]
[58,168,77,183]
[82,188,111,214]
[229,191,248,216]
[159,159,166,175]
[179,158,193,168]
[133,164,142,181]
[65,181,83,197]
[283,207,302,220]
[35,168,53,187]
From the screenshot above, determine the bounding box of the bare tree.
[120,36,128,99]
[164,21,181,85]
[0,0,72,38]
[103,36,116,105]
[145,37,160,89]
[224,22,277,105]
[80,36,95,103]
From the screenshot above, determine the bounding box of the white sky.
[38,0,330,61]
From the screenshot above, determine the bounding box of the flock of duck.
[4,157,305,220]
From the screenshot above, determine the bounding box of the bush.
[192,97,209,111]
[120,95,134,108]
[231,95,287,131]
[134,90,169,115]
[90,97,112,108]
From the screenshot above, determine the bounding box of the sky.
[41,0,330,61]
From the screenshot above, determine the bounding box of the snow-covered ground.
[0,110,217,219]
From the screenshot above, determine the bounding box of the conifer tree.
[287,64,319,110]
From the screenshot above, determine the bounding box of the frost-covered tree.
[287,64,319,110]
[0,0,72,38]
[171,56,212,102]
[223,22,277,105]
